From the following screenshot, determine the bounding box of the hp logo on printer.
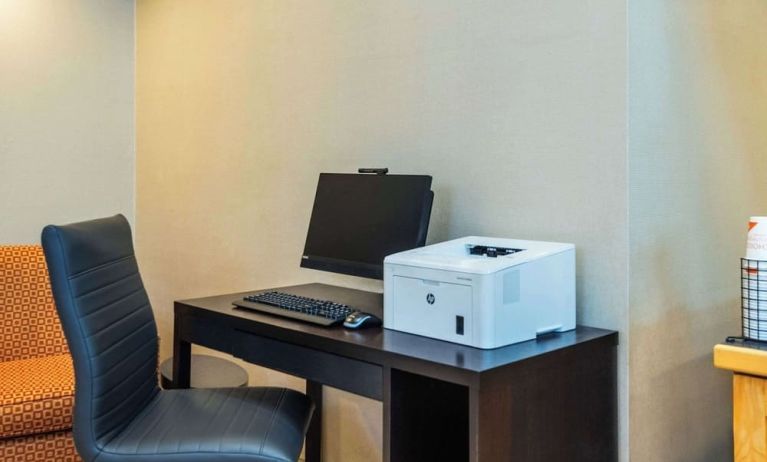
[426,293,436,305]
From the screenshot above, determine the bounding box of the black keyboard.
[233,291,357,326]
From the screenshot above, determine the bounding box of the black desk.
[172,283,618,462]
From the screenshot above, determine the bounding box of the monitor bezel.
[299,173,433,280]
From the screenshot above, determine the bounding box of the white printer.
[383,236,575,349]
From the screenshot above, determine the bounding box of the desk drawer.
[233,331,383,401]
[181,314,235,354]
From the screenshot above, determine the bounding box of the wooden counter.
[714,342,767,461]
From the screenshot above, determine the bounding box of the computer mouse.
[343,311,382,329]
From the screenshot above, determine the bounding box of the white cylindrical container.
[747,217,767,261]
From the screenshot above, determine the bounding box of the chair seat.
[0,354,75,438]
[97,387,313,462]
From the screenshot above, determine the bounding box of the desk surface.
[177,282,618,374]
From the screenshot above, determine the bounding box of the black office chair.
[41,215,314,462]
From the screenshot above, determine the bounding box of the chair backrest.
[0,245,69,362]
[42,215,159,458]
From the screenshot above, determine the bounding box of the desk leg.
[306,380,323,462]
[171,311,192,389]
[383,367,392,462]
[472,338,617,461]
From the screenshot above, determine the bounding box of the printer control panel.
[467,244,523,258]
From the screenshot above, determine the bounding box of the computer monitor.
[301,172,433,280]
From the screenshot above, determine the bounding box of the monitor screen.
[301,173,433,279]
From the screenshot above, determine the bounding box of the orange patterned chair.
[0,245,81,461]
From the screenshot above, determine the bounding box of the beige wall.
[0,0,135,243]
[136,1,628,460]
[5,1,762,459]
[629,0,767,460]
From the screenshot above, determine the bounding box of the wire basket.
[741,258,767,341]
